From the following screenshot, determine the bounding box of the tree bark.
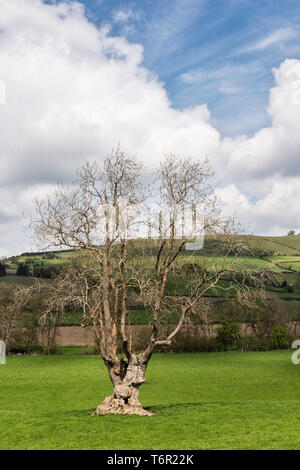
[93,353,154,416]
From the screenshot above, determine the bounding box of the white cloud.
[180,70,205,84]
[112,6,143,36]
[113,8,135,24]
[0,0,300,255]
[222,59,300,181]
[215,178,300,236]
[246,27,297,52]
[179,62,260,89]
[218,83,240,95]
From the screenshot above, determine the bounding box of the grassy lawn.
[0,350,299,450]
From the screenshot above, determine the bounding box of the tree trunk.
[93,353,154,416]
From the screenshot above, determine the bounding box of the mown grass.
[0,350,299,450]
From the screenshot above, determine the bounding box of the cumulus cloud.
[0,0,299,255]
[215,177,300,235]
[222,59,300,181]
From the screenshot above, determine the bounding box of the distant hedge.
[0,262,6,277]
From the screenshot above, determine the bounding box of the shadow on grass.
[65,401,242,417]
[64,408,153,418]
[150,401,244,412]
[60,400,247,419]
[61,409,97,418]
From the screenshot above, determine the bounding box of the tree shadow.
[62,401,239,417]
[146,402,203,412]
[62,409,96,417]
[148,401,241,412]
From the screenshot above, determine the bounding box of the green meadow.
[0,349,299,450]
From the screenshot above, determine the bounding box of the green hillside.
[6,251,73,269]
[245,234,300,255]
[4,234,300,267]
[2,235,300,326]
[3,235,300,281]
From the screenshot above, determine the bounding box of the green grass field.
[246,234,300,255]
[0,350,299,450]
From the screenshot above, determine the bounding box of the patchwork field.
[0,349,299,450]
[3,237,300,326]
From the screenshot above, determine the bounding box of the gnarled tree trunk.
[94,353,154,416]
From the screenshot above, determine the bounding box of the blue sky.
[1,0,300,255]
[74,0,300,136]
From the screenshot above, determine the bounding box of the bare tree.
[32,148,256,416]
[0,283,34,349]
[236,289,289,339]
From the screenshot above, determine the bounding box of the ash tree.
[32,148,256,416]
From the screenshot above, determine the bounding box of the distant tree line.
[16,263,61,279]
[0,263,6,277]
[20,249,74,257]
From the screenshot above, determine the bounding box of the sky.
[0,0,300,256]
